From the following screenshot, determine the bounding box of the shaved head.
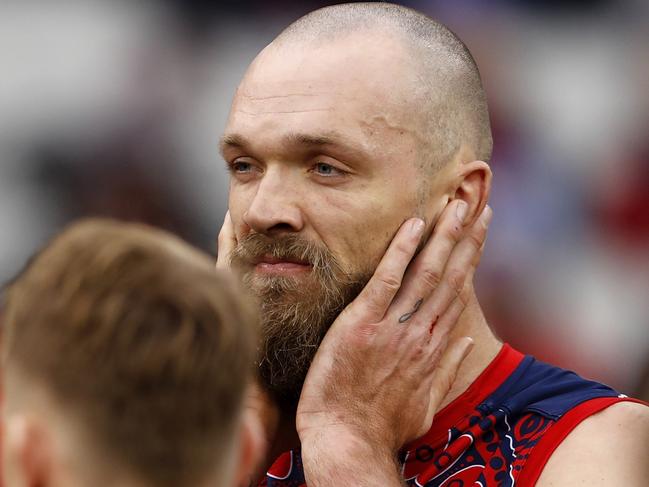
[224,2,493,406]
[274,2,493,171]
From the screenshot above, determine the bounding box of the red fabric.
[517,396,649,485]
[405,343,523,450]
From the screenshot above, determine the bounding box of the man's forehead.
[225,35,429,155]
[238,32,418,103]
[235,79,343,114]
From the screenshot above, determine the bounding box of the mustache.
[230,233,335,272]
[229,232,374,407]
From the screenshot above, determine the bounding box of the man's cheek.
[341,242,384,277]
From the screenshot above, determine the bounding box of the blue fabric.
[480,355,621,421]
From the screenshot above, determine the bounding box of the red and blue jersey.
[261,344,644,486]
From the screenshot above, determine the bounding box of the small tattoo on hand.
[399,298,424,323]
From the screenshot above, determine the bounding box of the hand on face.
[296,200,492,455]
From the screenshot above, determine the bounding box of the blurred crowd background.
[1,0,648,397]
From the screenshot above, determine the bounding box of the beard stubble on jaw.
[230,233,371,409]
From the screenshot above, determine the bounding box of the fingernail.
[410,218,425,235]
[462,336,475,356]
[480,205,493,228]
[456,201,468,222]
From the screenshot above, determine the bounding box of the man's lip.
[254,255,311,266]
[255,262,312,274]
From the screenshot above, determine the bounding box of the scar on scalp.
[240,92,323,100]
[236,108,333,115]
[398,298,424,324]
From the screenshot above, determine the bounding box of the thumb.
[216,211,236,270]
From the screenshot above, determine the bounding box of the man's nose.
[243,171,304,235]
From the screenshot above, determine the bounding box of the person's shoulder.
[536,400,649,486]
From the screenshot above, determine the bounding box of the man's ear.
[453,160,492,226]
[233,408,265,487]
[5,415,52,487]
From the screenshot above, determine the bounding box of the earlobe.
[6,416,52,487]
[453,160,492,226]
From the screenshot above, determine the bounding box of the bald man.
[217,3,649,486]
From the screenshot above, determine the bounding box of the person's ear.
[5,415,52,487]
[233,408,265,487]
[453,160,492,226]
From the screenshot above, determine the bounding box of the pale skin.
[219,30,649,486]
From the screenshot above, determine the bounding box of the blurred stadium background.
[1,0,648,397]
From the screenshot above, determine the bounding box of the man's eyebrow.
[219,131,368,160]
[286,133,337,146]
[219,133,247,156]
[284,131,367,160]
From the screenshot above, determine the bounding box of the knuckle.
[375,274,402,294]
[395,240,414,256]
[467,232,484,251]
[446,268,466,296]
[458,288,471,308]
[357,282,394,318]
[459,277,473,305]
[420,267,443,290]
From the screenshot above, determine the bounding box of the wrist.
[298,409,400,452]
[301,425,396,458]
[301,427,403,487]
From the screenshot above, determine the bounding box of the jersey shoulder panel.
[486,354,622,420]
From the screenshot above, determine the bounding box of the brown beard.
[230,233,371,408]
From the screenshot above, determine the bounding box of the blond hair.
[2,219,257,486]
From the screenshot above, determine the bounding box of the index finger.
[349,217,425,322]
[388,200,468,315]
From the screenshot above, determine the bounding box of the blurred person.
[217,2,649,486]
[1,219,261,487]
[0,216,474,487]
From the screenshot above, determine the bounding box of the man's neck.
[438,289,502,410]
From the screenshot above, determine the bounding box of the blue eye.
[231,161,252,173]
[314,162,341,176]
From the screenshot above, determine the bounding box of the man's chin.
[247,272,321,298]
